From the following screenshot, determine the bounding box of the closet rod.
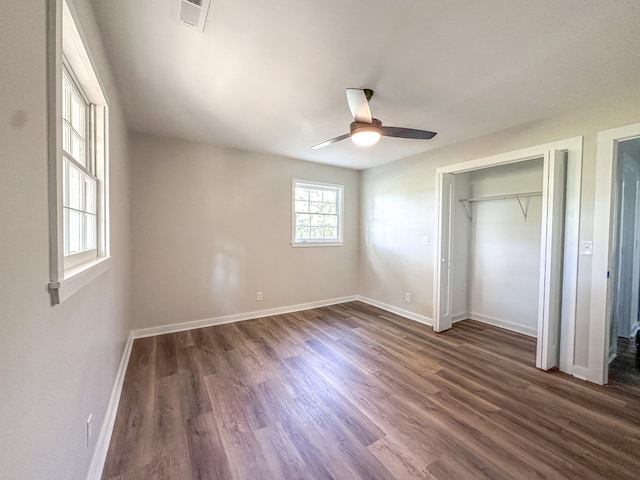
[458,190,543,222]
[460,191,542,203]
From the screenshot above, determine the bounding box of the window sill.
[48,256,111,305]
[291,242,344,248]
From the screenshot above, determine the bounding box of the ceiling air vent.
[174,0,211,32]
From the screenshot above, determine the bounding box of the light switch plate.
[422,236,429,246]
[579,241,593,255]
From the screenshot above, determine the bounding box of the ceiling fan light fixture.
[350,122,382,147]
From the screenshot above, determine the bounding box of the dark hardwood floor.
[103,302,640,479]
[609,335,640,394]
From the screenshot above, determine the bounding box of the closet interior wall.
[452,158,544,337]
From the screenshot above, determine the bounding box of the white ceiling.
[91,0,640,170]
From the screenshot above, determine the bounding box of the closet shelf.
[459,191,542,222]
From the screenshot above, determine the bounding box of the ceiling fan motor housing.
[350,118,382,135]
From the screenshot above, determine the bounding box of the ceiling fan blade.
[346,88,372,123]
[310,133,351,150]
[380,126,437,139]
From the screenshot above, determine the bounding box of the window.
[62,65,97,267]
[48,0,110,304]
[292,180,344,246]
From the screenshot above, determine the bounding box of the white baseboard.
[572,365,589,381]
[86,332,134,480]
[629,321,639,338]
[132,295,358,339]
[356,296,433,326]
[451,312,468,323]
[467,312,537,338]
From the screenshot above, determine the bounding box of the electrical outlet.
[405,292,411,302]
[86,414,92,446]
[256,291,263,301]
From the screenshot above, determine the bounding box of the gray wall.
[130,132,360,330]
[0,0,131,478]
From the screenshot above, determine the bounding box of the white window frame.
[48,0,110,305]
[291,179,344,247]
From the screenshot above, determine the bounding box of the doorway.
[608,138,640,386]
[434,138,583,375]
[591,122,640,385]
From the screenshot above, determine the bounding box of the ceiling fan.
[311,88,437,149]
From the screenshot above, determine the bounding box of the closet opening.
[434,139,582,375]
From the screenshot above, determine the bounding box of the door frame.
[434,137,583,375]
[590,122,640,385]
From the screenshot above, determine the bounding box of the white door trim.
[590,122,640,385]
[434,137,583,375]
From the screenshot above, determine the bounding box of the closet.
[450,158,545,338]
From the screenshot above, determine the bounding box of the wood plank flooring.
[609,336,640,395]
[102,302,640,479]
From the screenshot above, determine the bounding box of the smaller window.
[292,180,344,246]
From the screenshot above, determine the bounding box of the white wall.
[0,1,131,479]
[360,87,640,370]
[464,159,543,335]
[130,132,359,330]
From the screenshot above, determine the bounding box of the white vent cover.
[174,0,211,32]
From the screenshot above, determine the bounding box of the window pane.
[323,190,336,203]
[296,214,310,226]
[85,177,96,214]
[67,164,82,210]
[72,132,85,167]
[62,80,70,121]
[309,201,323,214]
[295,200,309,213]
[296,226,310,239]
[84,213,96,250]
[325,215,338,227]
[325,202,334,213]
[63,122,71,155]
[71,93,85,133]
[311,215,324,227]
[324,227,336,239]
[310,189,322,202]
[68,209,81,254]
[311,227,324,239]
[63,208,69,256]
[295,188,309,201]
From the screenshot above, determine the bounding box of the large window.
[62,65,97,266]
[292,180,344,246]
[48,0,110,304]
